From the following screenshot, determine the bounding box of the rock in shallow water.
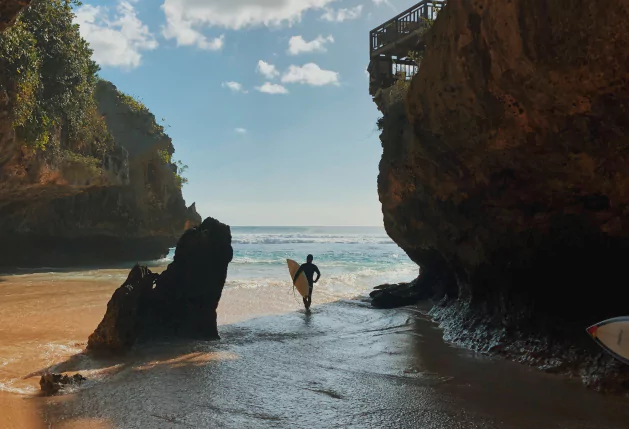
[87,217,233,352]
[39,373,86,395]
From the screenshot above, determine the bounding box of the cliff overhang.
[374,0,629,391]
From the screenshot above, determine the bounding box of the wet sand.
[1,271,629,428]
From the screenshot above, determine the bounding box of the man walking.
[293,254,320,310]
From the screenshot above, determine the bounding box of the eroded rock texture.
[0,80,201,268]
[377,0,629,339]
[87,217,233,352]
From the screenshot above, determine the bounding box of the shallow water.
[2,279,629,428]
[1,228,629,428]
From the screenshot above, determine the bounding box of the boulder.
[39,373,86,395]
[87,217,233,351]
[87,265,158,351]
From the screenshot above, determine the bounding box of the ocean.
[157,226,418,301]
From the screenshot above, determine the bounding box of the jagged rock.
[370,262,456,308]
[87,217,233,351]
[370,282,418,309]
[148,217,233,339]
[39,373,86,395]
[87,265,158,351]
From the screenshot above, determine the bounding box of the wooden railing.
[369,0,445,57]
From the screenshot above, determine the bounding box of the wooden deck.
[368,0,444,96]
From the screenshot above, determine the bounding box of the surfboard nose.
[586,324,598,337]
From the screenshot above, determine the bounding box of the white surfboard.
[286,259,310,298]
[586,316,629,365]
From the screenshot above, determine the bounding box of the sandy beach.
[2,267,629,429]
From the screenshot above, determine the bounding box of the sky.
[73,0,406,226]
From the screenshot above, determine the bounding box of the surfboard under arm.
[286,259,310,298]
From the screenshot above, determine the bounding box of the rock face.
[0,3,200,268]
[376,0,629,377]
[87,217,233,351]
[0,80,201,268]
[39,373,86,395]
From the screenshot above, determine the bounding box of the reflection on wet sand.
[2,272,629,428]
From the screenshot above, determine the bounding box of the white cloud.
[161,0,336,50]
[162,4,225,51]
[257,60,279,79]
[256,82,289,94]
[281,63,340,86]
[222,81,248,93]
[287,35,334,55]
[235,128,248,134]
[74,1,158,69]
[321,5,363,22]
[373,0,397,11]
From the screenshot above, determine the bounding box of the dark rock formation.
[374,0,629,388]
[87,265,158,351]
[371,261,456,309]
[39,373,86,395]
[87,217,233,351]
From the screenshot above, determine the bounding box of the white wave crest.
[232,235,394,245]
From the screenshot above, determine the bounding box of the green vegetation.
[60,149,102,179]
[0,0,190,188]
[157,149,189,189]
[157,148,171,165]
[117,92,149,115]
[174,160,189,189]
[0,0,112,155]
[116,90,166,136]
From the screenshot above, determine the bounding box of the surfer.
[293,254,320,310]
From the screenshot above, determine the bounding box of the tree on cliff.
[0,0,112,155]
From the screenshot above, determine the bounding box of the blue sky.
[74,0,405,226]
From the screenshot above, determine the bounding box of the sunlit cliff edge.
[0,1,200,268]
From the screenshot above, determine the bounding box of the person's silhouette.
[293,254,320,310]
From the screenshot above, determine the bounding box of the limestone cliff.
[0,2,200,268]
[0,80,201,267]
[376,0,629,389]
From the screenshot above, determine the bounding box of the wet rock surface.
[39,373,86,395]
[87,217,233,351]
[374,0,629,390]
